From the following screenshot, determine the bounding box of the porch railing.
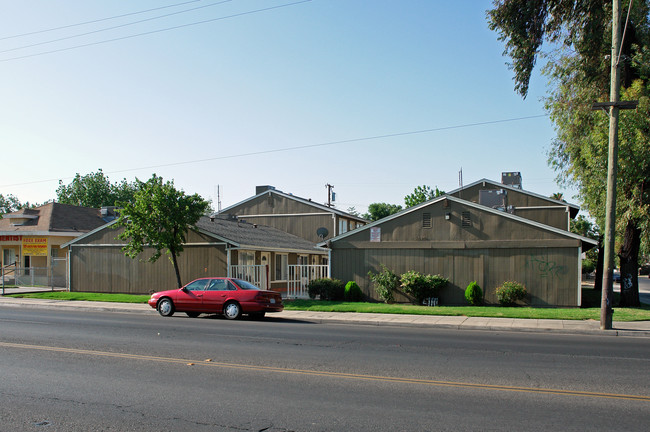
[287,264,329,299]
[229,265,268,290]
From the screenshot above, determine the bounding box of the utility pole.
[601,0,622,330]
[325,183,334,207]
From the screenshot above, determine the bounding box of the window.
[338,219,348,234]
[462,211,471,227]
[185,279,208,292]
[239,251,255,266]
[206,279,228,291]
[422,213,432,228]
[275,254,288,280]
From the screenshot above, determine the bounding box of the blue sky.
[0,0,577,214]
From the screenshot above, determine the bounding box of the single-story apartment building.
[321,194,597,307]
[62,215,328,295]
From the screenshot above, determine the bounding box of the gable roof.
[194,216,326,253]
[216,188,368,223]
[447,178,580,218]
[0,202,107,236]
[319,194,597,248]
[63,215,326,254]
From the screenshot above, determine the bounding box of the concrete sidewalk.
[1,288,649,338]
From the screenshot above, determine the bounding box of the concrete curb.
[2,297,648,338]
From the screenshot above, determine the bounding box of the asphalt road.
[0,307,648,431]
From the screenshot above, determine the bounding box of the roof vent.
[501,172,522,189]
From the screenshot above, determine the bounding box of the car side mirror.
[181,287,188,292]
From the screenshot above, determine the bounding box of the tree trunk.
[618,219,641,307]
[170,248,183,288]
[594,235,604,292]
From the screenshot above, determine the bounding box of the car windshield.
[233,279,261,290]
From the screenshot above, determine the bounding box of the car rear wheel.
[157,298,175,317]
[223,301,242,320]
[186,312,200,318]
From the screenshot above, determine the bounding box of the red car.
[148,277,284,319]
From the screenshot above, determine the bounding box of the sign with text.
[22,237,48,256]
[370,227,381,242]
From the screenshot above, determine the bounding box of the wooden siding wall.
[69,227,228,294]
[70,244,228,294]
[451,184,570,230]
[227,194,362,242]
[331,247,579,307]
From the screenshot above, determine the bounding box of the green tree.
[404,185,444,208]
[488,0,650,306]
[0,194,23,214]
[362,203,402,221]
[114,174,209,288]
[57,169,136,208]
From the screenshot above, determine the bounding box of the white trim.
[68,242,227,248]
[233,245,327,255]
[231,212,333,218]
[577,246,583,307]
[0,231,90,238]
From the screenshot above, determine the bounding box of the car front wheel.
[157,298,175,317]
[223,301,241,320]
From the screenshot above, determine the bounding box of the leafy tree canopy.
[404,185,444,208]
[489,0,650,306]
[362,203,402,221]
[0,194,23,214]
[56,169,136,208]
[114,174,209,288]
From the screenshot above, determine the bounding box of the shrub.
[400,270,448,304]
[464,281,483,306]
[582,258,596,275]
[368,265,400,303]
[496,281,527,306]
[344,281,364,302]
[307,278,345,301]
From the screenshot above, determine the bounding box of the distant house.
[321,193,596,307]
[0,203,112,286]
[217,185,368,245]
[62,215,327,295]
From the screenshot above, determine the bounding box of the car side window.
[227,281,238,291]
[206,279,227,291]
[185,279,208,292]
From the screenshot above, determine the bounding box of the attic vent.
[461,211,471,227]
[422,213,432,228]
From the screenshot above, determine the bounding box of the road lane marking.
[1,341,648,402]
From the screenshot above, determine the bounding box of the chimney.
[256,185,276,195]
[501,172,522,189]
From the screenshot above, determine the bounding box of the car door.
[201,278,233,312]
[175,279,208,311]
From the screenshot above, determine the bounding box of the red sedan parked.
[148,277,284,319]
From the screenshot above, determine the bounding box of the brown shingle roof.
[0,202,107,234]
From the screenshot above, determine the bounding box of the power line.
[0,0,313,63]
[0,114,549,188]
[0,0,203,41]
[0,0,234,55]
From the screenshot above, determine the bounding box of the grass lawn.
[5,285,649,321]
[6,292,150,304]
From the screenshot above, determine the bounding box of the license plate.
[270,298,276,304]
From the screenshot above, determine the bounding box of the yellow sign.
[23,237,48,256]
